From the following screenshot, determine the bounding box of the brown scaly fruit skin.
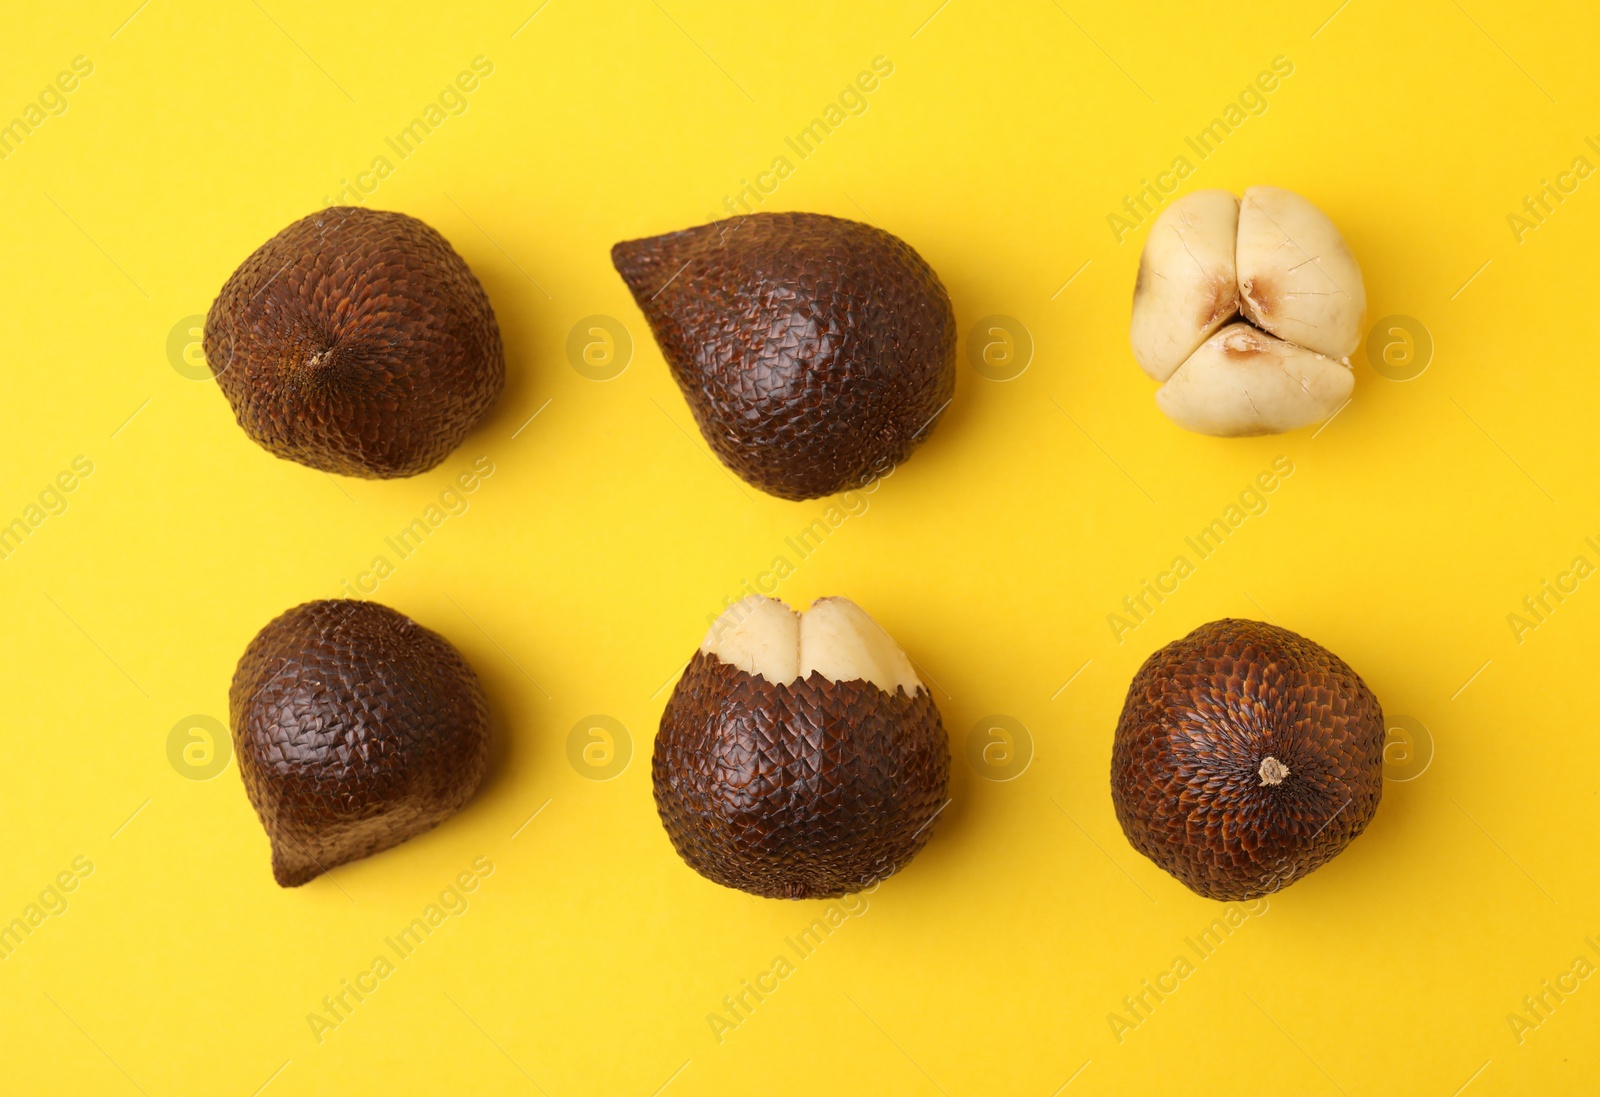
[204,206,504,478]
[612,212,956,501]
[230,600,490,887]
[1110,619,1384,901]
[654,651,950,898]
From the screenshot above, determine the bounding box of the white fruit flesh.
[799,597,921,694]
[1128,189,1241,382]
[1236,186,1366,361]
[1128,185,1365,436]
[1155,322,1353,436]
[701,594,803,684]
[701,595,923,695]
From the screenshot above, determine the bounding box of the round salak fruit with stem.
[654,595,950,898]
[204,206,504,478]
[1110,618,1384,900]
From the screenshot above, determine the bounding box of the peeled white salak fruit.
[1129,186,1366,436]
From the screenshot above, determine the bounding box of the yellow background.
[2,1,1598,1093]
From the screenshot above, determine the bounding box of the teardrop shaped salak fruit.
[654,595,950,898]
[230,599,491,887]
[612,212,956,501]
[204,207,504,478]
[1110,619,1384,901]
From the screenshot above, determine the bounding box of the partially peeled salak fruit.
[653,595,950,898]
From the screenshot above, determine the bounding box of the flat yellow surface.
[3,1,1599,1093]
